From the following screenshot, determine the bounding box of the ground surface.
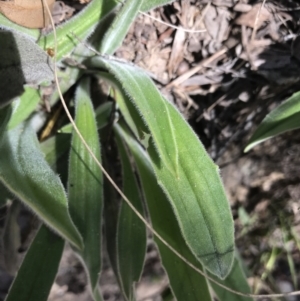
[1,0,300,300]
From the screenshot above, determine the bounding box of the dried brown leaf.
[168,28,186,77]
[204,5,230,43]
[0,0,55,29]
[235,3,271,29]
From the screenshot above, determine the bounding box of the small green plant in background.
[243,90,300,299]
[245,91,300,152]
[0,1,255,300]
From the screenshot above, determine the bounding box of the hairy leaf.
[4,31,54,83]
[8,87,40,129]
[114,133,146,301]
[5,225,64,301]
[114,122,212,301]
[111,83,149,143]
[59,102,112,134]
[0,123,83,249]
[0,30,53,106]
[100,0,142,55]
[90,57,235,279]
[40,133,71,170]
[38,0,117,61]
[68,77,103,297]
[209,254,253,301]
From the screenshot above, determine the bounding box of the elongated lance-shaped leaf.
[99,0,143,55]
[41,102,112,176]
[5,224,64,301]
[68,77,103,298]
[141,0,175,12]
[245,91,300,152]
[40,134,71,170]
[40,133,70,186]
[103,158,119,277]
[0,123,83,250]
[0,31,53,107]
[113,133,147,301]
[114,122,212,301]
[209,254,253,301]
[38,0,118,61]
[8,87,40,130]
[111,84,149,143]
[89,57,235,279]
[59,102,113,134]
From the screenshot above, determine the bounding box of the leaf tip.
[201,246,235,280]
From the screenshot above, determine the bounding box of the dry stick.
[251,0,267,42]
[42,1,300,299]
[140,11,206,33]
[196,1,211,34]
[166,47,228,88]
[40,105,62,141]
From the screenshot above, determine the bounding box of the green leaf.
[100,0,143,55]
[40,133,71,169]
[103,160,119,278]
[59,102,113,134]
[5,224,64,301]
[68,77,103,297]
[38,0,118,61]
[114,132,147,301]
[141,0,175,12]
[1,31,54,83]
[245,91,300,152]
[0,31,53,107]
[0,123,83,250]
[90,58,235,279]
[209,254,253,301]
[112,83,149,143]
[94,102,113,128]
[114,122,212,301]
[8,87,40,129]
[40,133,71,188]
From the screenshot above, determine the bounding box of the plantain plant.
[0,0,253,300]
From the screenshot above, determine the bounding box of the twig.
[166,48,228,88]
[251,0,267,41]
[140,11,206,33]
